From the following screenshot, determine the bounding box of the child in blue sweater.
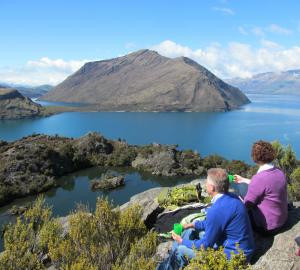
[171,168,255,268]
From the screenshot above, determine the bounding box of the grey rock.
[91,175,125,190]
[120,187,165,224]
[57,216,70,238]
[155,241,173,262]
[252,206,300,270]
[41,49,250,112]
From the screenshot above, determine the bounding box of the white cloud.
[2,39,300,86]
[0,58,90,86]
[213,7,235,15]
[251,27,265,37]
[260,39,281,49]
[125,42,136,49]
[152,40,300,79]
[267,24,292,35]
[238,26,248,35]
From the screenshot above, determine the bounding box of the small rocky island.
[41,49,250,112]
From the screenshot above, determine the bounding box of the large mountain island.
[227,69,300,95]
[41,50,250,112]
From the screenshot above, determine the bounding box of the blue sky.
[1,0,300,85]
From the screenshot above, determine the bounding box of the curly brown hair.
[251,140,275,164]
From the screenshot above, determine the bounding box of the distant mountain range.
[41,49,249,112]
[0,83,53,98]
[227,69,300,95]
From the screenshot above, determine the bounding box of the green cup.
[173,223,183,235]
[228,174,234,183]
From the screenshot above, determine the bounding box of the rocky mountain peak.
[41,49,250,111]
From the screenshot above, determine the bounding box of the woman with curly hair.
[235,140,288,235]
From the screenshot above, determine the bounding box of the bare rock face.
[41,50,250,112]
[252,205,300,270]
[0,87,42,119]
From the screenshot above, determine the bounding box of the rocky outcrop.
[41,49,250,112]
[120,187,165,227]
[132,145,204,176]
[91,175,125,190]
[252,205,300,270]
[0,87,42,119]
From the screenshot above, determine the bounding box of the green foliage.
[280,145,297,178]
[226,160,250,176]
[0,196,158,270]
[0,196,51,270]
[157,185,209,209]
[105,144,137,167]
[202,154,227,169]
[139,145,155,158]
[179,150,202,171]
[185,246,250,270]
[288,167,300,201]
[272,141,297,179]
[112,231,158,270]
[47,198,157,270]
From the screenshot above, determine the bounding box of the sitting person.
[234,140,288,235]
[169,168,255,269]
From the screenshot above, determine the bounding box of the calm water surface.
[0,94,299,250]
[1,94,300,162]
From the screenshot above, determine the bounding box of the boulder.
[91,175,125,190]
[120,187,166,227]
[252,205,300,270]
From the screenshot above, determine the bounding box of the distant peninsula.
[41,49,250,112]
[0,86,76,120]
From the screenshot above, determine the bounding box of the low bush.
[0,196,158,270]
[288,167,300,201]
[185,246,250,270]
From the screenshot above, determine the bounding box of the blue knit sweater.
[182,193,255,261]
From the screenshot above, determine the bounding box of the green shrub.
[0,196,158,270]
[272,141,297,179]
[185,246,250,270]
[157,185,209,209]
[288,167,300,201]
[226,160,250,176]
[0,196,51,270]
[202,155,227,169]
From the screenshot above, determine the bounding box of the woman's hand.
[234,175,251,185]
[171,231,183,244]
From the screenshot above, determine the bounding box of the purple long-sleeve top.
[244,167,288,230]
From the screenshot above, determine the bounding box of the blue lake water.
[0,94,299,250]
[1,94,300,163]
